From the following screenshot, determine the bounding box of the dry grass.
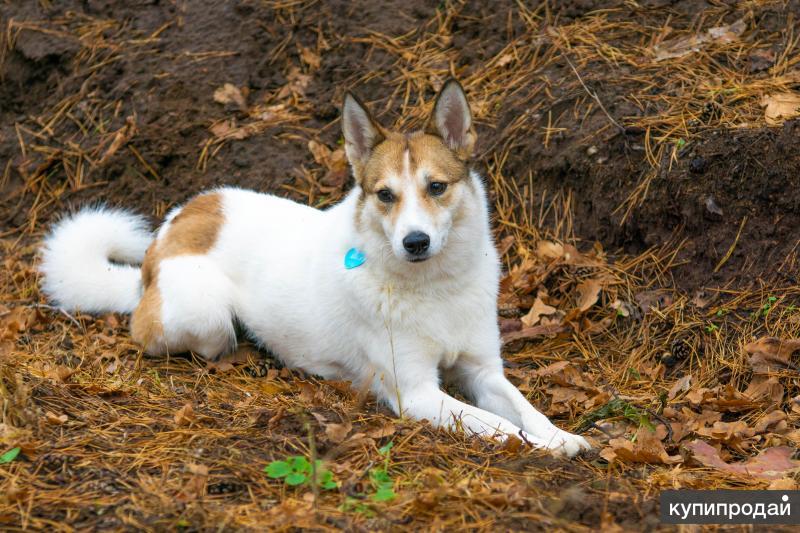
[2,1,800,530]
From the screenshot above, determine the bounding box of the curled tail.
[39,207,153,313]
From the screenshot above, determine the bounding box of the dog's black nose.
[403,231,430,255]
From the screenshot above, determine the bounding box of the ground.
[2,0,800,531]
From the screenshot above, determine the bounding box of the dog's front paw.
[547,430,592,458]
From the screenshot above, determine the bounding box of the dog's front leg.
[395,380,557,450]
[451,335,592,457]
[371,349,554,449]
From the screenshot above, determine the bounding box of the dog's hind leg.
[132,255,237,360]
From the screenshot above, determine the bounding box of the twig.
[562,53,625,135]
[28,303,84,331]
[714,216,747,273]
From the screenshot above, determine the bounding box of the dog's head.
[343,80,477,264]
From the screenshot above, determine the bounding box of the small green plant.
[0,447,20,464]
[369,442,396,502]
[761,296,778,317]
[579,399,654,432]
[715,308,728,317]
[627,367,642,380]
[340,441,397,515]
[264,455,337,490]
[705,323,719,333]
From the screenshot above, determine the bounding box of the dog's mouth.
[407,255,431,263]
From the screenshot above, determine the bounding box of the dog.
[40,80,591,457]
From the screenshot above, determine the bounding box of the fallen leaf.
[535,240,564,261]
[205,345,261,373]
[45,365,75,383]
[600,427,682,464]
[707,19,747,42]
[743,375,784,405]
[177,463,209,502]
[213,83,247,110]
[547,385,589,414]
[532,360,571,378]
[499,318,522,335]
[299,45,321,69]
[2,479,27,503]
[174,403,196,427]
[705,195,724,217]
[366,420,396,439]
[325,421,352,443]
[667,374,692,401]
[696,420,754,446]
[187,463,209,476]
[768,478,798,490]
[308,140,349,189]
[97,115,137,166]
[686,385,753,412]
[748,48,776,73]
[576,278,603,312]
[685,440,800,479]
[277,67,312,99]
[496,235,515,258]
[45,411,68,425]
[691,290,713,309]
[533,361,597,391]
[496,53,514,67]
[635,290,673,314]
[502,324,566,344]
[1,306,40,339]
[308,139,331,165]
[521,295,557,327]
[653,19,745,61]
[610,299,635,318]
[744,336,800,373]
[753,410,787,434]
[297,382,323,403]
[761,92,800,126]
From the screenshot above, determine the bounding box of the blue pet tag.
[344,247,366,269]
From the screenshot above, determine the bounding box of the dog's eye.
[428,182,448,196]
[376,189,394,203]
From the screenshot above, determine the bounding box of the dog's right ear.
[342,93,384,179]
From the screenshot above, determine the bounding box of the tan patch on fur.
[361,132,407,193]
[406,132,468,184]
[132,192,224,351]
[131,285,164,351]
[359,131,469,222]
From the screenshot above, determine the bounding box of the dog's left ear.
[427,79,476,160]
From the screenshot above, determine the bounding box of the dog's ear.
[427,79,476,160]
[342,92,384,178]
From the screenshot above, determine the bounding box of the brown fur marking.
[407,132,468,184]
[358,131,469,222]
[132,192,225,351]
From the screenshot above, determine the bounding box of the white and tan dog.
[40,80,591,456]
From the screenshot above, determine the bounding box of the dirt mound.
[2,0,799,292]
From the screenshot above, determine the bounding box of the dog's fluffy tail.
[39,207,153,314]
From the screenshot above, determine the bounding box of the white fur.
[39,208,152,313]
[40,171,591,457]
